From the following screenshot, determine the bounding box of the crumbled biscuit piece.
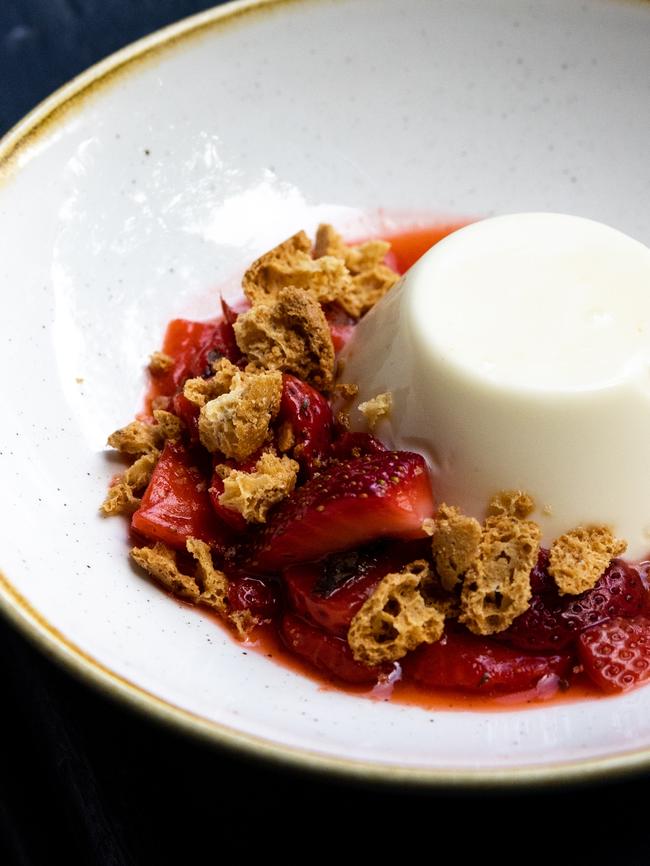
[183,358,238,408]
[336,410,350,430]
[277,421,296,452]
[218,451,299,523]
[130,542,200,602]
[199,369,282,460]
[314,223,399,318]
[234,286,335,390]
[131,538,257,638]
[431,504,482,592]
[421,518,436,537]
[152,409,184,441]
[242,231,349,306]
[358,392,392,431]
[333,382,359,400]
[148,351,174,375]
[459,512,540,635]
[101,451,159,516]
[347,560,448,665]
[487,490,535,520]
[549,526,627,596]
[107,420,161,456]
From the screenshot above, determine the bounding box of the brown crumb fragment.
[183,358,238,408]
[549,526,627,595]
[131,538,257,639]
[148,351,174,375]
[234,286,335,390]
[431,504,482,592]
[358,392,392,431]
[242,231,349,307]
[336,410,350,430]
[152,409,184,441]
[459,511,540,635]
[130,542,200,602]
[217,451,299,523]
[314,223,399,318]
[487,490,535,520]
[333,382,359,400]
[421,518,436,537]
[107,420,161,456]
[277,421,296,452]
[199,369,282,460]
[347,560,448,665]
[101,451,159,516]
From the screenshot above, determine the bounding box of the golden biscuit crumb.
[358,392,392,430]
[131,538,257,638]
[183,358,238,408]
[242,231,349,306]
[487,490,535,520]
[217,451,299,523]
[277,421,296,452]
[333,382,359,400]
[148,351,174,375]
[421,518,436,537]
[431,504,482,592]
[152,409,184,441]
[542,504,554,517]
[459,512,540,635]
[199,369,282,460]
[234,286,335,390]
[107,420,161,456]
[101,451,159,516]
[549,526,627,595]
[348,560,448,665]
[336,410,350,430]
[314,224,399,317]
[130,542,200,602]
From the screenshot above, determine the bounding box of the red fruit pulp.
[578,615,650,694]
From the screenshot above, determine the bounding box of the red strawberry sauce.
[135,219,646,711]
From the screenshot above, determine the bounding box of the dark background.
[1,2,649,863]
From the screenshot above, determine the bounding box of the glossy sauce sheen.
[146,221,605,712]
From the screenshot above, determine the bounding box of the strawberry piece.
[500,554,648,652]
[171,392,200,445]
[251,451,434,572]
[561,559,647,632]
[404,631,572,694]
[324,305,356,352]
[132,441,229,551]
[278,375,333,471]
[280,613,383,685]
[329,432,387,461]
[284,540,427,636]
[578,615,650,694]
[152,317,241,399]
[227,575,280,621]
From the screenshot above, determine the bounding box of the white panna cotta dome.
[342,213,650,559]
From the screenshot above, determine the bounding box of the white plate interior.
[1,0,649,779]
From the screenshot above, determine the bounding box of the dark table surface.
[1,2,650,863]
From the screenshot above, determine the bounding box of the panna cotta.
[341,213,650,558]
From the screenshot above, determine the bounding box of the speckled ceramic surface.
[0,0,649,784]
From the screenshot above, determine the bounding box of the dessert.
[102,217,650,706]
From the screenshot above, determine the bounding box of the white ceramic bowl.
[1,0,649,786]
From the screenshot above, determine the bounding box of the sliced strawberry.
[280,613,383,685]
[132,441,229,551]
[561,559,647,633]
[329,432,387,461]
[499,554,648,652]
[284,540,429,636]
[152,318,240,399]
[251,451,434,572]
[404,631,572,694]
[277,374,333,471]
[578,615,650,694]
